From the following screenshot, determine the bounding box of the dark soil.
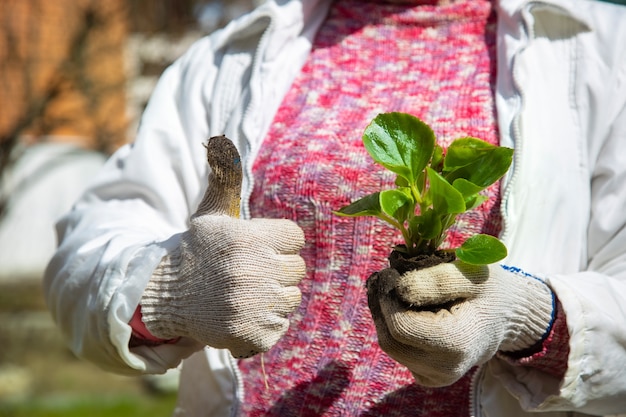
[387,247,456,274]
[366,248,458,314]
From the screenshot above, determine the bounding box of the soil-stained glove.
[367,262,555,387]
[140,136,306,359]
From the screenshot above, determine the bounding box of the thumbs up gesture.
[140,136,306,358]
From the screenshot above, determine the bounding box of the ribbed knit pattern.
[243,1,498,415]
[498,299,570,380]
[141,213,307,358]
[368,262,555,387]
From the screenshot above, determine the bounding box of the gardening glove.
[140,136,306,359]
[367,261,555,387]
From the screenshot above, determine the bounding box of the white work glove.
[367,261,555,387]
[140,136,306,359]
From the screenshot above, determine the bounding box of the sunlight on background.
[0,1,260,416]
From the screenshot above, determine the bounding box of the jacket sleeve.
[544,100,626,415]
[490,1,626,412]
[43,36,221,375]
[534,4,626,413]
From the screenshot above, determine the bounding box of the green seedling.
[335,112,513,266]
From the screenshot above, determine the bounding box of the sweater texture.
[240,0,566,415]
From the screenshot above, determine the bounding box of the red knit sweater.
[237,1,569,415]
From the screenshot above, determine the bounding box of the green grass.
[0,393,177,417]
[0,281,180,417]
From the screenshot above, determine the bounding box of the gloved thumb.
[193,135,243,218]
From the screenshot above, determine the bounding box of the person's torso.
[242,1,500,415]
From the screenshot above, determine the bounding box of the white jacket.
[44,0,626,415]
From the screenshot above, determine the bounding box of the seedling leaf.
[363,112,435,185]
[444,138,513,188]
[380,188,413,222]
[451,178,483,199]
[464,194,488,211]
[455,234,508,265]
[452,178,487,210]
[426,168,466,215]
[336,112,513,265]
[335,193,381,217]
[415,209,442,240]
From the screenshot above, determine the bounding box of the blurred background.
[0,1,260,416]
[4,1,626,417]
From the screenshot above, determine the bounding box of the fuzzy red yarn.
[239,1,567,415]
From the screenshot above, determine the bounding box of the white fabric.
[43,0,626,415]
[369,263,554,387]
[141,214,305,358]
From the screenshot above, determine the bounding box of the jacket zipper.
[473,5,531,416]
[240,13,274,222]
[227,12,275,417]
[229,354,244,417]
[468,365,485,417]
[498,2,532,247]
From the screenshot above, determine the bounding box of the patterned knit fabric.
[498,299,570,379]
[240,1,559,415]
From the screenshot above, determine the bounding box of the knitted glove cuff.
[497,297,569,378]
[140,248,187,340]
[499,266,556,353]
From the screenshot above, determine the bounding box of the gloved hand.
[140,136,306,358]
[367,261,555,387]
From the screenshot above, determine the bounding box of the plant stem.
[377,214,412,251]
[410,183,422,205]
